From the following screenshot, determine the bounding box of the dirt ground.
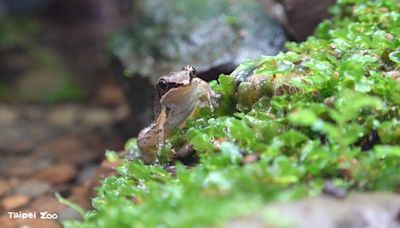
[0,81,130,227]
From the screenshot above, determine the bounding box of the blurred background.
[0,0,334,227]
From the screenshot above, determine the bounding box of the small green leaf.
[278,130,308,148]
[56,192,85,218]
[276,60,295,74]
[289,109,318,126]
[219,142,242,164]
[124,138,138,151]
[188,129,215,152]
[105,150,118,163]
[389,51,400,64]
[374,145,400,158]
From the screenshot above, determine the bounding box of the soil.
[0,98,128,227]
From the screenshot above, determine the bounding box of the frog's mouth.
[162,85,198,128]
[161,84,197,106]
[157,80,184,98]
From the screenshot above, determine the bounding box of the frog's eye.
[182,65,196,79]
[158,79,169,90]
[159,80,179,91]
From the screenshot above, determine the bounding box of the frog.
[137,65,217,164]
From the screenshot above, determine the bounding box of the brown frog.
[137,66,216,164]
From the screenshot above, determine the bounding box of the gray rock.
[77,165,98,185]
[110,0,286,133]
[15,180,51,197]
[0,105,19,126]
[113,0,285,83]
[58,207,82,222]
[80,108,114,127]
[0,123,55,153]
[225,192,400,228]
[47,105,80,127]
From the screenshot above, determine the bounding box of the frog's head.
[157,65,196,98]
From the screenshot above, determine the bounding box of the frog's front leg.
[154,106,168,150]
[137,107,168,164]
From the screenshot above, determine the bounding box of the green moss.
[0,15,39,48]
[46,81,85,103]
[0,83,7,97]
[66,0,400,227]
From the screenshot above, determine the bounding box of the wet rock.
[111,0,286,132]
[277,0,336,41]
[16,219,61,228]
[0,123,55,154]
[0,105,19,126]
[20,105,44,121]
[80,108,114,127]
[0,214,17,228]
[47,105,80,127]
[1,195,30,210]
[226,217,265,228]
[322,181,347,199]
[0,180,12,197]
[114,0,285,82]
[226,192,400,228]
[35,163,77,184]
[34,136,96,165]
[77,165,98,186]
[30,195,66,213]
[70,186,90,209]
[4,157,41,177]
[7,165,36,178]
[95,84,126,106]
[58,207,82,221]
[112,104,130,122]
[1,156,52,178]
[0,179,20,197]
[15,180,51,197]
